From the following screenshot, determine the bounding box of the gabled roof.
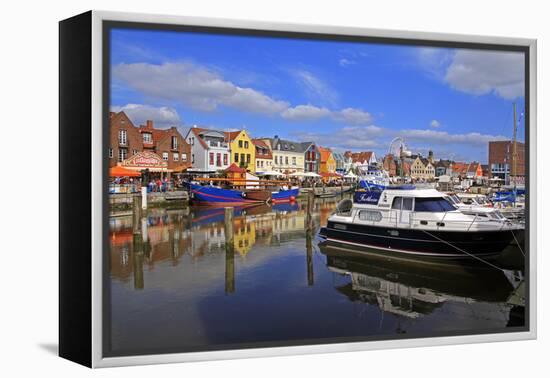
[318,147,333,163]
[268,137,308,153]
[252,139,273,159]
[346,151,374,163]
[225,163,246,173]
[224,130,242,142]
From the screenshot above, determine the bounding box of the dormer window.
[143,133,152,143]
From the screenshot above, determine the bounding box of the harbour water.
[107,196,525,357]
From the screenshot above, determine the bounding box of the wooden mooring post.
[132,195,142,235]
[306,190,315,232]
[224,207,235,294]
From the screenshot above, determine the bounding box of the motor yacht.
[319,186,523,259]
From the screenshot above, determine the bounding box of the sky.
[110,28,526,163]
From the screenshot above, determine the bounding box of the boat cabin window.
[391,197,413,211]
[414,197,456,212]
[358,210,383,222]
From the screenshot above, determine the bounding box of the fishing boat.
[319,186,523,259]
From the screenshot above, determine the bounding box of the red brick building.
[109,111,191,171]
[382,154,397,176]
[488,141,525,181]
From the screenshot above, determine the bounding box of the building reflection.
[109,199,323,290]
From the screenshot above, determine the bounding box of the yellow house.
[225,130,256,173]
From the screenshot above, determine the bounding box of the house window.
[240,153,245,164]
[162,152,168,161]
[118,130,127,145]
[234,153,239,162]
[223,154,228,165]
[132,149,138,155]
[118,148,127,162]
[285,156,289,165]
[292,157,296,165]
[216,153,221,167]
[209,152,214,165]
[181,153,187,161]
[171,136,178,150]
[238,140,243,148]
[109,148,113,158]
[173,153,179,161]
[246,154,250,163]
[143,133,152,143]
[191,154,195,164]
[244,141,248,149]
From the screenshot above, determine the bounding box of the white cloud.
[291,69,338,107]
[400,129,507,146]
[332,108,373,125]
[430,120,441,128]
[444,50,525,99]
[418,48,525,100]
[113,62,289,114]
[111,103,181,126]
[281,105,373,125]
[281,104,331,121]
[339,58,356,67]
[114,62,374,125]
[291,125,384,150]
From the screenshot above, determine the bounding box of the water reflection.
[107,196,525,356]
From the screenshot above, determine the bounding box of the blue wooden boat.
[188,183,298,205]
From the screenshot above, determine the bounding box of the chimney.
[146,120,153,129]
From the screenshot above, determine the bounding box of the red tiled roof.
[189,127,209,149]
[347,151,374,163]
[252,139,273,159]
[224,130,242,142]
[225,163,246,173]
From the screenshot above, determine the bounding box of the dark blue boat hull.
[319,221,517,259]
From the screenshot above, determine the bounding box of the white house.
[185,126,231,172]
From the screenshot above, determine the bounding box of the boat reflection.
[319,241,525,325]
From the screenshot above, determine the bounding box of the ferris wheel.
[388,137,411,158]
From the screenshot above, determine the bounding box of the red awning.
[225,163,246,173]
[110,166,142,177]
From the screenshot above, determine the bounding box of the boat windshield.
[414,197,457,212]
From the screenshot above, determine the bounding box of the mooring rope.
[510,230,526,257]
[420,229,507,273]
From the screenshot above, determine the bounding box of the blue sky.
[110,28,526,163]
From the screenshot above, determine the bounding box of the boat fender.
[242,192,247,198]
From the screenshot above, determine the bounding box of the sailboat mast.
[511,102,517,185]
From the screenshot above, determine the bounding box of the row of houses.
[109,111,367,178]
[381,152,486,181]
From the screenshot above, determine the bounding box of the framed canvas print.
[59,10,537,368]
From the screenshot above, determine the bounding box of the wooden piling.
[132,195,142,235]
[306,230,314,286]
[224,207,235,294]
[306,190,315,232]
